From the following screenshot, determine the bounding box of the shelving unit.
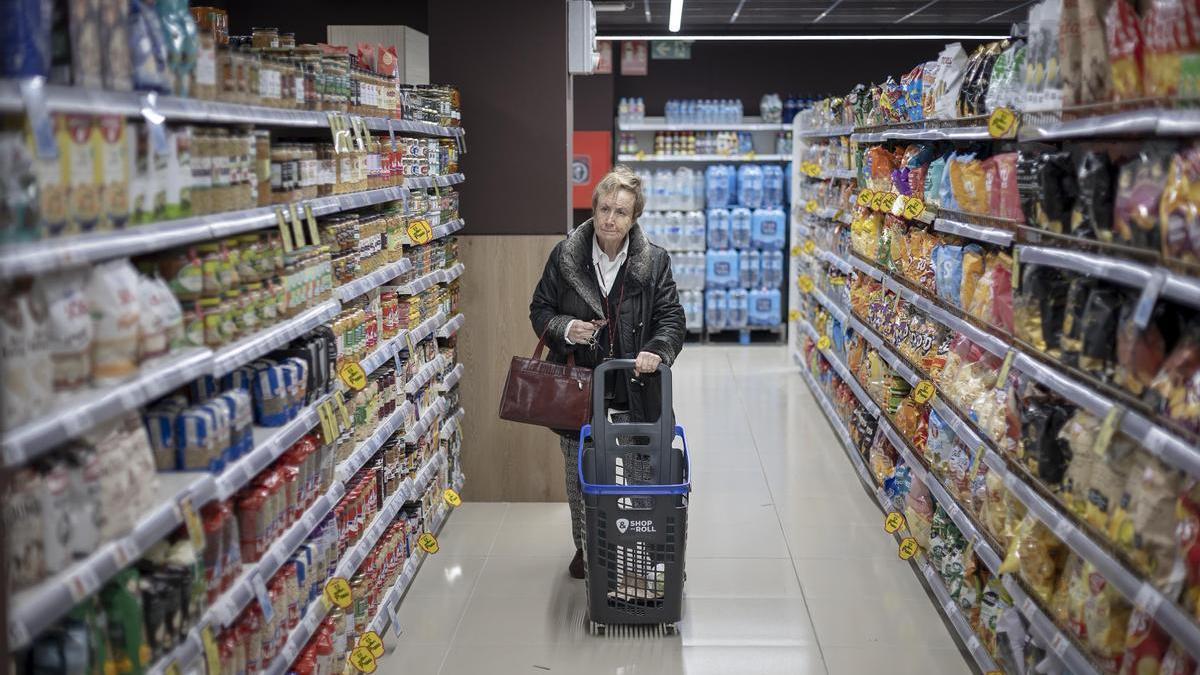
[616,153,790,163]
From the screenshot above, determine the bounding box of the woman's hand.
[567,320,604,344]
[634,351,662,374]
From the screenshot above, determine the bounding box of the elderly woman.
[529,166,686,579]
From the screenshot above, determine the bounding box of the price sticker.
[358,631,385,658]
[289,202,307,248]
[339,361,367,390]
[858,189,873,206]
[418,532,440,554]
[804,240,816,255]
[324,577,354,609]
[884,512,906,534]
[798,276,814,293]
[201,626,221,675]
[179,496,206,553]
[407,219,433,245]
[902,197,925,221]
[252,572,275,622]
[316,403,338,444]
[164,662,181,675]
[334,395,352,429]
[348,647,377,674]
[304,204,321,246]
[805,199,818,213]
[388,601,403,637]
[987,107,1020,139]
[66,566,101,602]
[275,207,295,253]
[443,488,462,508]
[880,192,898,213]
[1020,596,1037,617]
[817,336,831,351]
[830,276,846,286]
[111,539,140,567]
[912,380,936,405]
[898,537,919,560]
[790,245,802,257]
[788,309,801,322]
[995,350,1016,386]
[1050,632,1070,657]
[1092,405,1124,457]
[870,192,886,211]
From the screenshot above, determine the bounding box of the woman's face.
[594,189,636,251]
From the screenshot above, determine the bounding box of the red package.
[1161,640,1199,674]
[991,255,1014,334]
[1106,0,1146,100]
[377,45,398,78]
[356,42,376,71]
[992,153,1022,221]
[982,157,1000,218]
[1143,0,1185,97]
[1118,610,1171,675]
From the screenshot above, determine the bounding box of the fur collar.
[560,219,657,317]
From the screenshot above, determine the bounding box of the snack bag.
[933,244,964,308]
[990,253,1014,334]
[1119,610,1173,675]
[905,478,935,551]
[1106,0,1146,100]
[1070,151,1116,241]
[1082,561,1134,672]
[932,43,970,120]
[1000,513,1067,601]
[1161,147,1200,265]
[1114,152,1170,252]
[1145,321,1200,434]
[1050,553,1088,638]
[1109,456,1185,588]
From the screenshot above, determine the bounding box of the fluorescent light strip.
[599,33,1009,41]
[668,0,683,32]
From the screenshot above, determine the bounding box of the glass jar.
[251,27,279,50]
[297,46,321,111]
[199,297,224,347]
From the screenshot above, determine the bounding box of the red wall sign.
[572,131,612,209]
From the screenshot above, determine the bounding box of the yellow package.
[1000,513,1066,602]
[1109,456,1184,589]
[61,114,103,234]
[965,254,996,322]
[949,158,990,215]
[94,115,130,231]
[981,470,1010,546]
[1050,554,1087,639]
[960,247,985,312]
[1081,561,1133,670]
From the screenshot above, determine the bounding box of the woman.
[529,166,686,579]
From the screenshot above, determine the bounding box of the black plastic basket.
[576,360,692,630]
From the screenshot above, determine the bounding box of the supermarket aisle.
[383,346,972,675]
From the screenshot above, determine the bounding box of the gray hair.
[591,165,645,221]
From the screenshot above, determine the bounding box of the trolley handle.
[576,424,692,496]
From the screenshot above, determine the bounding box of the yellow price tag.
[418,532,440,554]
[798,276,814,293]
[316,403,338,444]
[804,240,816,255]
[334,394,352,429]
[987,107,1020,139]
[304,203,321,246]
[289,203,307,248]
[913,380,936,405]
[358,631,385,659]
[817,336,831,350]
[790,245,802,257]
[788,309,801,321]
[805,200,818,213]
[881,192,898,212]
[443,488,462,508]
[635,150,646,160]
[348,647,378,674]
[903,196,926,221]
[995,350,1015,386]
[830,276,846,286]
[898,537,919,560]
[201,626,221,675]
[858,189,873,206]
[338,361,367,391]
[407,219,433,245]
[275,207,295,253]
[884,512,906,534]
[871,192,886,211]
[164,663,180,675]
[178,496,205,554]
[324,577,353,610]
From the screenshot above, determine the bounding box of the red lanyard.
[596,262,626,359]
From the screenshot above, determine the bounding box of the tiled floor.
[381,346,972,674]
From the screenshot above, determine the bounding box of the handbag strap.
[533,329,576,367]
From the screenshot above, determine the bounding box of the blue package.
[925,156,946,206]
[1,0,52,77]
[926,409,955,472]
[884,462,913,512]
[705,289,728,330]
[933,244,964,307]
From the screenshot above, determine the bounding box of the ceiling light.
[594,1,630,11]
[598,33,1009,41]
[668,0,683,32]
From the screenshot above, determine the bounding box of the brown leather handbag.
[499,334,592,430]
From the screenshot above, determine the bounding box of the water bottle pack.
[642,168,705,211]
[705,250,739,289]
[727,289,749,329]
[705,289,728,331]
[617,97,646,124]
[737,165,763,209]
[739,250,761,289]
[665,99,744,125]
[748,289,782,326]
[706,208,730,250]
[730,207,752,249]
[668,251,706,291]
[705,166,732,208]
[680,290,704,331]
[750,207,786,250]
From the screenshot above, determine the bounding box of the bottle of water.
[674,167,694,211]
[762,250,784,288]
[692,170,705,209]
[653,169,672,209]
[684,211,705,250]
[618,98,629,125]
[763,165,784,207]
[706,289,727,330]
[662,211,683,250]
[737,165,763,209]
[739,249,761,288]
[706,208,730,250]
[730,207,752,249]
[727,289,748,328]
[705,165,729,208]
[635,97,645,122]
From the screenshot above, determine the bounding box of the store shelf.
[334,401,416,485]
[1016,244,1200,312]
[438,363,464,393]
[795,125,854,139]
[335,258,415,303]
[1,348,211,466]
[409,310,448,346]
[1018,108,1164,141]
[440,406,466,438]
[1001,577,1100,675]
[851,125,990,143]
[405,397,448,444]
[933,216,1015,248]
[618,118,787,132]
[616,154,790,163]
[0,80,464,137]
[266,450,446,675]
[981,450,1200,661]
[213,300,342,376]
[404,173,466,189]
[0,186,409,280]
[433,217,466,240]
[442,262,466,284]
[405,356,447,396]
[436,313,466,339]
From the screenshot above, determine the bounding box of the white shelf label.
[67,566,102,602]
[1051,633,1069,657]
[1135,582,1164,615]
[1020,597,1037,617]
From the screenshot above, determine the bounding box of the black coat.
[529,220,686,433]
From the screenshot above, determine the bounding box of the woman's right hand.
[567,319,603,344]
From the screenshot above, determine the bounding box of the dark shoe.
[569,549,586,579]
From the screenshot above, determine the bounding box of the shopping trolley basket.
[577,360,691,634]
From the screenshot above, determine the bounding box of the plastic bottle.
[705,289,727,330]
[618,98,629,124]
[763,165,784,208]
[739,249,761,289]
[704,166,729,208]
[730,207,752,249]
[653,168,672,208]
[706,208,730,250]
[737,165,763,209]
[762,250,783,288]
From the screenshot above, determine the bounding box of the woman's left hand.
[634,351,662,374]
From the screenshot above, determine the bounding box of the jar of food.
[180,301,206,347]
[251,27,279,50]
[241,285,261,334]
[221,291,240,342]
[199,297,224,347]
[194,30,218,101]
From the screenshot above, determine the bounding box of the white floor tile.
[375,345,972,675]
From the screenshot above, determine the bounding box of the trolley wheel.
[590,621,607,636]
[664,623,678,636]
